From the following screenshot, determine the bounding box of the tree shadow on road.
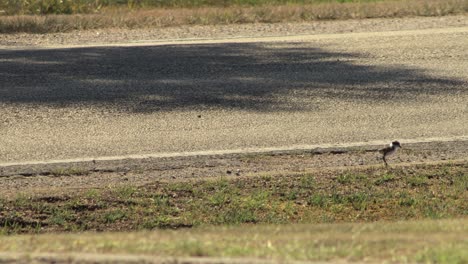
[0,42,465,113]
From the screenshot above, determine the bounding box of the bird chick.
[380,141,402,167]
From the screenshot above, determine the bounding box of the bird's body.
[380,141,401,167]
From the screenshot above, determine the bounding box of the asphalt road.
[1,27,467,164]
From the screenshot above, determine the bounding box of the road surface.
[1,26,467,164]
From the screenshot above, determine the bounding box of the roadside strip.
[3,26,467,50]
[1,136,467,177]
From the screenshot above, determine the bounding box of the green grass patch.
[103,209,127,223]
[0,163,466,234]
[374,172,395,185]
[113,186,137,199]
[406,175,429,187]
[398,191,417,207]
[337,171,366,184]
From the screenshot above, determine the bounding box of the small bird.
[380,141,402,167]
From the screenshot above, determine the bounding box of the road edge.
[1,136,467,177]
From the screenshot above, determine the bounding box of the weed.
[33,222,42,234]
[285,190,298,201]
[84,189,100,199]
[103,209,126,223]
[331,193,346,204]
[0,226,16,235]
[50,208,74,226]
[29,202,53,215]
[453,173,468,193]
[13,193,30,207]
[374,173,395,186]
[113,186,137,199]
[337,172,365,184]
[0,214,27,234]
[300,174,315,188]
[260,174,273,181]
[424,202,447,219]
[398,192,416,207]
[348,192,369,211]
[50,167,88,177]
[407,175,429,187]
[308,193,327,208]
[245,190,271,210]
[438,165,451,176]
[330,204,345,214]
[152,194,170,207]
[168,182,195,193]
[206,179,238,206]
[209,191,231,207]
[222,206,257,224]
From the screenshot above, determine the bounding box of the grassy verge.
[1,0,398,15]
[0,0,466,33]
[0,219,466,263]
[0,163,466,234]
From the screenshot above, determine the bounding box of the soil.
[0,140,466,196]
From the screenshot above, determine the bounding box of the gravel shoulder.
[2,15,467,48]
[1,140,466,196]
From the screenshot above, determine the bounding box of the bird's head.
[392,141,402,148]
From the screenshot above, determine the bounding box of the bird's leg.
[383,155,388,167]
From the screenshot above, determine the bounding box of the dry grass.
[0,218,466,263]
[0,0,466,33]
